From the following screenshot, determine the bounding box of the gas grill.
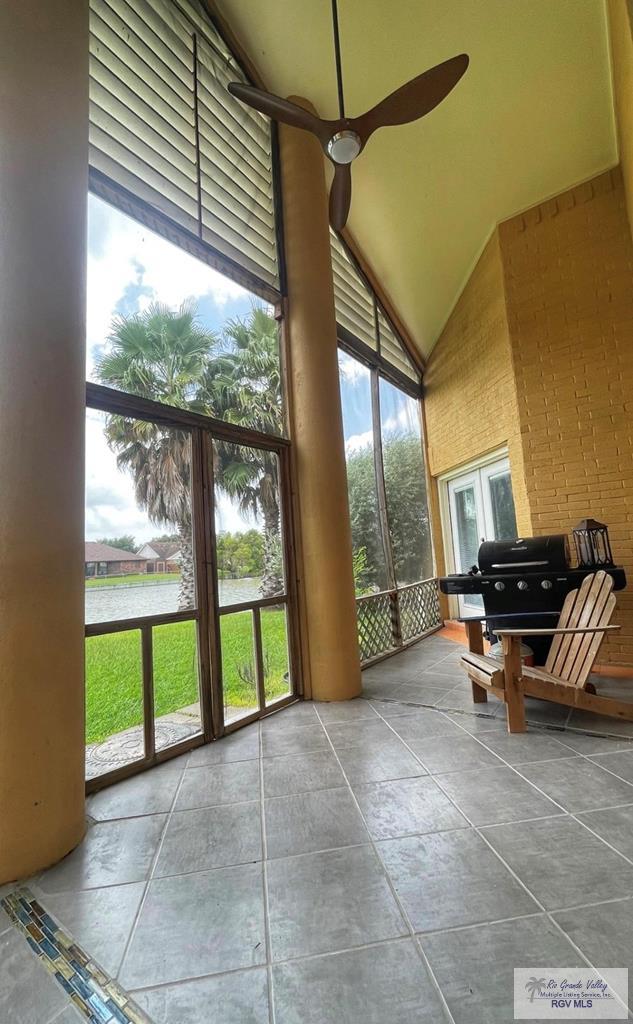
[439,534,626,665]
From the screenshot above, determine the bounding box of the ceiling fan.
[228,0,469,231]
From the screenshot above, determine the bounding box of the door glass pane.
[379,377,434,585]
[262,604,292,706]
[85,629,144,780]
[153,622,202,752]
[337,350,388,594]
[85,409,195,624]
[454,487,480,573]
[220,611,258,724]
[213,441,285,606]
[488,471,518,540]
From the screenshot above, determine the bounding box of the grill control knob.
[541,579,553,590]
[494,581,505,591]
[517,580,529,591]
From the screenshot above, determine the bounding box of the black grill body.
[439,535,626,665]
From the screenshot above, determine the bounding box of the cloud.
[345,429,373,454]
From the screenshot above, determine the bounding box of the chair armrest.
[494,625,621,637]
[456,612,559,624]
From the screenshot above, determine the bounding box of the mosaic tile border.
[1,888,151,1024]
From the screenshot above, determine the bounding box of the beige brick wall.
[423,232,531,584]
[499,167,633,666]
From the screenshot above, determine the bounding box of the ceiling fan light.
[327,130,361,164]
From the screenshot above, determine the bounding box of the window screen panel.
[377,308,419,382]
[330,230,377,350]
[89,0,279,291]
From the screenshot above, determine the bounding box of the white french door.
[446,457,517,615]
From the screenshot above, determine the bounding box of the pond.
[85,576,263,625]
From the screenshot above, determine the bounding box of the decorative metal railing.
[356,578,442,664]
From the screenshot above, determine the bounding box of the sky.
[85,195,421,549]
[85,194,262,544]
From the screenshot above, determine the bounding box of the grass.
[85,609,290,743]
[85,572,180,588]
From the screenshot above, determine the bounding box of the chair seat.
[521,664,576,688]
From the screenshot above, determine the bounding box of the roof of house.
[85,542,147,563]
[140,541,181,560]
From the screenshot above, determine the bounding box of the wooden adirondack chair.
[461,570,629,733]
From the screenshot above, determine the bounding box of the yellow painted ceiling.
[215,0,617,358]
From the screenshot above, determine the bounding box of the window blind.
[89,0,279,293]
[377,309,418,382]
[330,230,377,350]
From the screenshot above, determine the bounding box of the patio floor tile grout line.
[258,722,276,1024]
[311,703,458,1024]
[114,750,192,982]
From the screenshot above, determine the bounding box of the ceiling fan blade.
[329,162,352,231]
[354,53,469,142]
[228,82,331,145]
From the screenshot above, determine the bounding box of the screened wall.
[333,233,440,662]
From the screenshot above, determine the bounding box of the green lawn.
[85,572,180,588]
[85,609,290,743]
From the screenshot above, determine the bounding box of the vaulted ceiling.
[214,0,617,359]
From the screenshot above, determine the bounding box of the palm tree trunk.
[177,519,195,610]
[261,501,284,599]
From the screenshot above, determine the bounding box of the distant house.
[85,542,148,578]
[136,541,181,574]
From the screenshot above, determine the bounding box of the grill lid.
[477,534,570,575]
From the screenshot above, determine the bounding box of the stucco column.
[0,0,88,881]
[279,102,361,701]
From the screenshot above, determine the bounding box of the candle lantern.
[573,518,614,568]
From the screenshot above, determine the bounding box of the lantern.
[573,519,614,568]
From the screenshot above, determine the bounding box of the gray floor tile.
[188,727,260,767]
[576,803,633,859]
[324,718,398,750]
[481,816,633,910]
[554,898,633,972]
[336,739,427,784]
[407,733,504,774]
[378,828,537,932]
[0,906,10,935]
[176,760,260,810]
[435,766,564,825]
[420,666,468,684]
[516,756,633,812]
[40,882,144,978]
[87,764,183,821]
[353,776,467,840]
[421,915,583,1024]
[314,698,378,724]
[267,845,406,960]
[389,710,465,743]
[263,749,345,798]
[273,938,448,1024]
[155,801,262,876]
[265,787,368,858]
[442,711,505,734]
[523,698,571,727]
[47,1008,85,1024]
[119,863,266,989]
[368,699,434,719]
[568,711,633,736]
[590,749,633,784]
[0,927,68,1024]
[477,730,576,765]
[132,966,269,1024]
[261,702,318,729]
[557,731,633,755]
[390,683,454,706]
[37,815,166,892]
[436,689,504,714]
[261,723,328,757]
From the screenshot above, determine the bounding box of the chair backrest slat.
[544,570,615,686]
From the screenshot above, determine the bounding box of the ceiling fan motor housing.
[327,130,362,164]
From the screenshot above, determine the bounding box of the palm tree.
[525,978,547,1004]
[96,301,216,610]
[202,306,285,598]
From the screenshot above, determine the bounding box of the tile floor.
[4,634,633,1023]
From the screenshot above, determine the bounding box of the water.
[85,577,263,625]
